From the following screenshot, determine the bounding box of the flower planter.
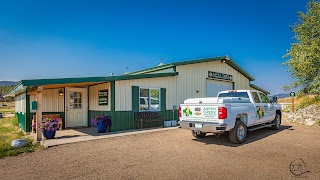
[171,120,177,127]
[97,121,107,133]
[42,130,56,139]
[164,121,171,127]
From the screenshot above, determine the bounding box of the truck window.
[218,92,249,98]
[259,93,270,103]
[251,92,261,103]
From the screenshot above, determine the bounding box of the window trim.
[139,87,161,112]
[251,91,261,103]
[259,92,270,103]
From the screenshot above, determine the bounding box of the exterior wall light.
[59,90,64,96]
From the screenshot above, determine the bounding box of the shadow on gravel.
[193,125,292,147]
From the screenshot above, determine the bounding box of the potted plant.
[91,115,112,133]
[34,116,61,139]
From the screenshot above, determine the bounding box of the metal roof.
[128,56,255,81]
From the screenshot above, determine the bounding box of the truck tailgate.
[180,105,219,123]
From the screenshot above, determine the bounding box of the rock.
[305,120,316,126]
[11,139,28,148]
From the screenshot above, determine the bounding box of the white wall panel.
[176,61,251,105]
[42,89,64,112]
[89,83,111,111]
[15,94,26,113]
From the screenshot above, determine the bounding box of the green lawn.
[0,115,44,159]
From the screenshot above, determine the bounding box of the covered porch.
[8,73,179,141]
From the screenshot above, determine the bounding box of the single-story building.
[8,56,269,134]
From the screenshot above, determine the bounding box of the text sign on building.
[98,89,108,106]
[208,71,233,81]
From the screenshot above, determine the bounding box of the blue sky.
[0,0,309,95]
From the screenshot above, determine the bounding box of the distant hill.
[268,93,290,99]
[0,81,18,87]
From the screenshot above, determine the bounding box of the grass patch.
[0,115,44,159]
[296,95,320,109]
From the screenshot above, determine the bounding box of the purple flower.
[91,115,112,126]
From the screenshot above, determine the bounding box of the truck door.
[259,92,274,121]
[251,91,268,123]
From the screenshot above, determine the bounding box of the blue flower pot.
[43,130,56,139]
[97,121,107,133]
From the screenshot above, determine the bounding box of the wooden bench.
[134,112,163,129]
[32,114,62,133]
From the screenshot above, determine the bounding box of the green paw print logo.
[183,107,192,116]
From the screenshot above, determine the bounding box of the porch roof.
[7,72,179,96]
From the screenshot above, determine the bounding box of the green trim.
[173,66,176,72]
[111,81,115,111]
[18,72,178,87]
[250,84,270,95]
[127,65,175,75]
[161,88,166,111]
[16,112,26,132]
[127,56,255,81]
[132,86,139,111]
[26,91,31,132]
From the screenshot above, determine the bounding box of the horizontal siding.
[89,83,111,111]
[176,61,251,105]
[115,76,177,111]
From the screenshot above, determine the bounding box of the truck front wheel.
[192,131,206,138]
[271,114,281,130]
[229,121,247,144]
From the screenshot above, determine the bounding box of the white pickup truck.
[179,90,282,144]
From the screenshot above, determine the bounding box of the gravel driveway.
[1,122,319,179]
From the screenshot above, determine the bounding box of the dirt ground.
[0,122,319,179]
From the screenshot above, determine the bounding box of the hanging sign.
[208,71,233,81]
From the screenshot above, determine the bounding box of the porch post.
[35,86,43,141]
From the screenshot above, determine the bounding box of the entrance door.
[66,87,88,127]
[206,79,233,97]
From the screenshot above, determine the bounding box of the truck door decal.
[183,107,193,116]
[257,106,264,119]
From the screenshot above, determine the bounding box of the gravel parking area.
[1,122,319,179]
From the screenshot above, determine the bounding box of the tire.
[192,130,206,138]
[271,114,281,130]
[229,121,247,144]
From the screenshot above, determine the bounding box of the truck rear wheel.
[192,130,206,138]
[229,120,247,144]
[271,114,281,130]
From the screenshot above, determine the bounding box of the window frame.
[259,92,270,103]
[251,92,261,103]
[139,87,161,112]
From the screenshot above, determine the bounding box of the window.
[139,88,160,111]
[259,93,270,103]
[251,92,261,103]
[218,92,249,98]
[70,91,82,109]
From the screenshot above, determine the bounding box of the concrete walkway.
[42,126,179,147]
